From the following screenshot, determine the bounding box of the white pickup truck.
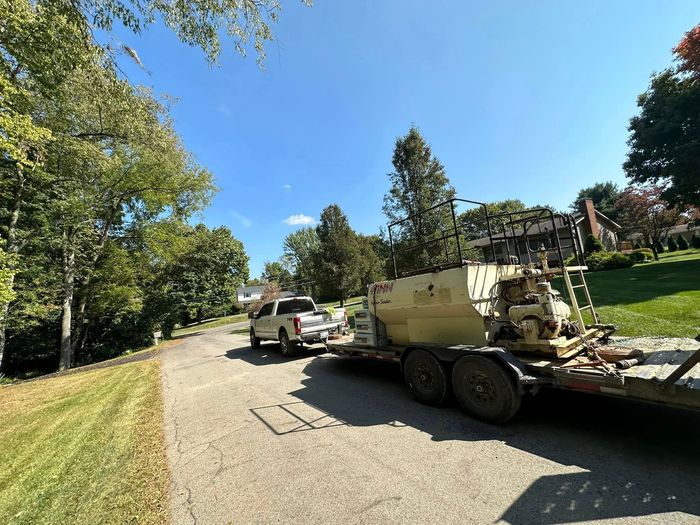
[249,296,348,356]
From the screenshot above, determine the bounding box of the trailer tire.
[403,349,449,406]
[452,355,520,424]
[250,329,261,349]
[279,329,297,357]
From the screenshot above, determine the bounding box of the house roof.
[237,285,265,293]
[469,210,621,249]
[626,222,699,241]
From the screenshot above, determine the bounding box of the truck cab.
[249,296,348,356]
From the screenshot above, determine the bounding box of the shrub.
[583,234,605,255]
[667,237,678,252]
[585,251,634,271]
[629,248,654,263]
[633,242,641,250]
[692,233,700,249]
[654,240,665,254]
[677,235,689,250]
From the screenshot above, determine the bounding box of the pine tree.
[691,233,700,248]
[667,236,678,252]
[678,235,689,250]
[383,126,456,274]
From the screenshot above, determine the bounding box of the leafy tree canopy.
[624,23,700,207]
[570,182,621,222]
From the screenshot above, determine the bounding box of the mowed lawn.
[583,250,700,338]
[0,361,168,525]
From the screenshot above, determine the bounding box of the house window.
[244,292,251,298]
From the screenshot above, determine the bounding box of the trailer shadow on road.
[280,355,700,524]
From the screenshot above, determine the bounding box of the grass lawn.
[0,360,169,525]
[582,249,700,338]
[172,312,249,336]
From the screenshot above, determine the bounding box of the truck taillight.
[293,316,302,335]
[343,310,348,327]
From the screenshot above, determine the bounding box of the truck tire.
[279,329,297,357]
[250,329,261,349]
[451,355,521,424]
[403,349,449,406]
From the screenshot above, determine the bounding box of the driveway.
[161,324,700,524]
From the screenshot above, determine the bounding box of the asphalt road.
[161,324,700,524]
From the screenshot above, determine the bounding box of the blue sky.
[113,1,700,278]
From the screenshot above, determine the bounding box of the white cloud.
[283,214,315,226]
[231,211,252,228]
[282,184,292,191]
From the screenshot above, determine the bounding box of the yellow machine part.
[368,264,518,346]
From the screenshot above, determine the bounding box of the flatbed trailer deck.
[326,336,700,421]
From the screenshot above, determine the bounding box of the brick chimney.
[578,198,600,239]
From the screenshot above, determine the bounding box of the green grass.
[580,249,700,338]
[172,312,249,336]
[0,361,169,525]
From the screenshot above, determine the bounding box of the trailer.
[326,198,700,423]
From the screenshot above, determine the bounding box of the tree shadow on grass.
[276,355,700,524]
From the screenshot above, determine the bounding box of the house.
[470,199,622,264]
[236,285,265,306]
[235,285,298,309]
[627,222,699,246]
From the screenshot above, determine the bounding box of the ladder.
[562,266,600,329]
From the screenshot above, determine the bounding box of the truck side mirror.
[247,311,254,320]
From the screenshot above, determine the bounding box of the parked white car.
[249,296,348,356]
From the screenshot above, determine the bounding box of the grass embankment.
[583,249,700,338]
[0,361,168,525]
[172,312,249,336]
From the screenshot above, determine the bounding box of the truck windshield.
[276,299,315,315]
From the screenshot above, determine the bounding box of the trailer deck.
[326,337,700,412]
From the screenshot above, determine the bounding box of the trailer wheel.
[403,350,449,406]
[452,355,520,424]
[250,329,261,349]
[279,329,297,357]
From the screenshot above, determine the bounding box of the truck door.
[255,302,275,338]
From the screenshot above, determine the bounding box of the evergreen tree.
[584,234,605,255]
[691,233,700,248]
[677,235,689,250]
[315,205,364,306]
[383,126,455,274]
[667,237,678,252]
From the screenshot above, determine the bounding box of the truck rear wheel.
[250,329,261,349]
[279,329,297,357]
[403,349,448,406]
[451,355,520,424]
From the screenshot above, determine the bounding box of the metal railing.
[387,198,585,278]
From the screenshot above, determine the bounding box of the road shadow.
[224,343,326,366]
[285,355,700,523]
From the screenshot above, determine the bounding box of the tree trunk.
[0,167,25,372]
[59,229,76,371]
[649,236,660,260]
[71,200,121,354]
[0,282,13,373]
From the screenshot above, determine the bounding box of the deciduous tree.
[624,23,700,207]
[616,185,688,260]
